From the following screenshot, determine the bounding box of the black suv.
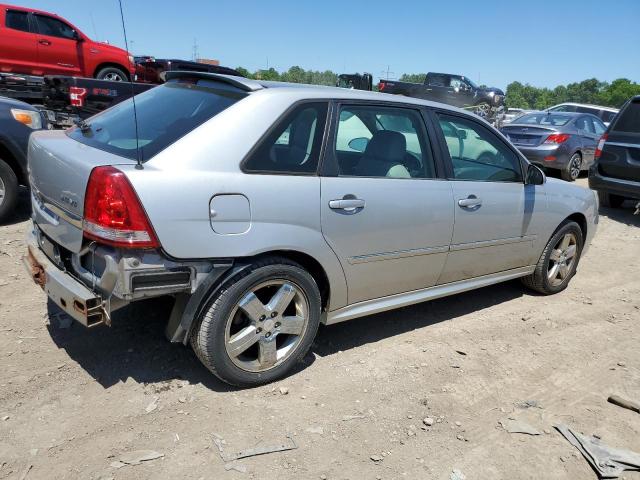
[589,96,640,208]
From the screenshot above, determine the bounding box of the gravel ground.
[1,179,639,480]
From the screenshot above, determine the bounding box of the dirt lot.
[1,179,639,480]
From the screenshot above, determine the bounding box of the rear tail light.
[544,133,570,144]
[378,81,386,92]
[69,86,87,107]
[83,166,159,249]
[594,133,608,160]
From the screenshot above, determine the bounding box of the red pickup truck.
[0,4,135,81]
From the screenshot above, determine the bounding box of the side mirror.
[348,137,369,152]
[526,164,545,185]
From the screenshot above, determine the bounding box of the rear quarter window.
[611,101,640,134]
[67,81,246,161]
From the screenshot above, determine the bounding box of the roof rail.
[160,71,264,92]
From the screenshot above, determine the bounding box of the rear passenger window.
[437,114,522,182]
[34,14,75,39]
[6,10,30,32]
[243,102,328,174]
[333,105,436,179]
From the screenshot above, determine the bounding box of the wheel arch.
[93,62,130,80]
[0,141,26,185]
[565,212,588,241]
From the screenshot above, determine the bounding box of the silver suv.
[24,72,598,386]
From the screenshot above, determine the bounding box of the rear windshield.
[611,100,640,134]
[67,80,247,161]
[515,113,572,126]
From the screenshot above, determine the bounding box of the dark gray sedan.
[501,112,606,181]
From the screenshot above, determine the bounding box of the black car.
[378,72,504,117]
[0,97,46,222]
[589,96,640,208]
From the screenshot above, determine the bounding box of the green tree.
[399,73,427,83]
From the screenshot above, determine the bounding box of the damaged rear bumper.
[23,228,108,327]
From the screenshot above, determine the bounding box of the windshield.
[67,80,247,162]
[514,113,572,126]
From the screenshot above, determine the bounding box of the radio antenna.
[117,0,143,169]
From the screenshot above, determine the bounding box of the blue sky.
[23,0,640,89]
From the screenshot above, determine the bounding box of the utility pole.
[192,38,199,62]
[381,65,394,80]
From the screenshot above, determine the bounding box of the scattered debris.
[2,415,9,421]
[178,396,186,404]
[211,433,297,462]
[499,419,541,435]
[224,461,247,473]
[617,361,626,367]
[342,414,366,421]
[370,454,383,462]
[450,468,466,480]
[145,397,158,414]
[18,464,32,480]
[608,395,640,414]
[117,450,164,466]
[305,426,324,435]
[423,417,434,427]
[555,424,640,479]
[279,387,289,395]
[516,400,543,409]
[455,350,467,356]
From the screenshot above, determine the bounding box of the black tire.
[0,159,19,224]
[597,190,624,208]
[95,66,128,82]
[561,152,582,182]
[190,257,321,387]
[521,221,583,295]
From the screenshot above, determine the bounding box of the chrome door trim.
[605,141,640,149]
[449,235,536,252]
[348,245,449,265]
[326,265,536,325]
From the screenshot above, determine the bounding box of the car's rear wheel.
[521,221,583,295]
[0,159,18,223]
[95,67,128,82]
[190,257,321,387]
[561,152,582,181]
[597,190,624,208]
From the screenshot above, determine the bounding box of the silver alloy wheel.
[104,72,124,82]
[224,280,310,373]
[547,232,577,286]
[0,176,5,206]
[568,153,581,180]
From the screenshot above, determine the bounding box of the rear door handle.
[329,198,366,210]
[39,39,51,46]
[458,196,482,208]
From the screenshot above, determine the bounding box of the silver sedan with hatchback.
[24,72,598,386]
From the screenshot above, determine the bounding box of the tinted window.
[600,110,617,124]
[34,14,75,39]
[438,114,522,182]
[549,105,576,113]
[243,102,327,174]
[591,118,606,135]
[427,74,447,87]
[6,10,30,32]
[611,100,640,134]
[68,81,246,161]
[334,105,435,179]
[516,113,572,126]
[575,106,598,115]
[575,116,595,134]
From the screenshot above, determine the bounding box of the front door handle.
[39,39,51,46]
[329,198,366,210]
[458,196,482,208]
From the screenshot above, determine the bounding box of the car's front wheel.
[521,221,583,295]
[0,159,18,223]
[190,257,321,387]
[95,67,128,82]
